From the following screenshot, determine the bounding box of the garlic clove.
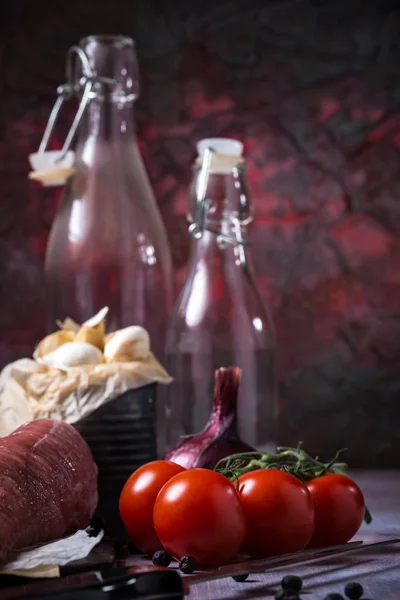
[71,307,109,351]
[104,331,114,344]
[82,307,109,328]
[55,307,109,337]
[33,331,75,361]
[104,326,150,362]
[37,342,104,371]
[74,324,105,351]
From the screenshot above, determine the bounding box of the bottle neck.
[75,35,139,150]
[187,165,253,273]
[187,227,252,275]
[77,98,136,146]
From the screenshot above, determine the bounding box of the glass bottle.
[164,138,276,453]
[44,35,173,357]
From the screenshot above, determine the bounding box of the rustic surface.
[0,1,399,464]
[1,470,398,600]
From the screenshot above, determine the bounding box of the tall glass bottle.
[45,35,173,356]
[164,138,276,453]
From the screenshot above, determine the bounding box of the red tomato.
[306,473,365,547]
[153,468,247,567]
[237,469,315,558]
[119,460,186,554]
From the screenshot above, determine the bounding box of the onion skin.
[164,367,255,470]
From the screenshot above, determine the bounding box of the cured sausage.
[0,419,98,563]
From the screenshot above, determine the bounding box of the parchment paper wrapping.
[0,310,172,437]
[0,530,104,578]
[0,355,171,438]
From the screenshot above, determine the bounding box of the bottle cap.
[197,138,243,157]
[196,138,244,174]
[28,150,76,187]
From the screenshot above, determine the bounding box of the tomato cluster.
[119,460,365,568]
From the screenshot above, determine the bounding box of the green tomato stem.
[214,445,373,525]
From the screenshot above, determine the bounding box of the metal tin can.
[75,383,157,541]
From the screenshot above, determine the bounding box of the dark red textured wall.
[1,1,399,465]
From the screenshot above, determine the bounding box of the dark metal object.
[3,538,399,600]
[11,569,183,600]
[74,384,158,541]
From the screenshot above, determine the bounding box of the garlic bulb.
[104,326,150,362]
[33,330,75,360]
[37,342,104,371]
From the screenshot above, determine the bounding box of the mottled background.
[1,0,399,465]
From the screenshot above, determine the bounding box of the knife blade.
[185,537,400,586]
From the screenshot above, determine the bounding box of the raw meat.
[0,419,98,563]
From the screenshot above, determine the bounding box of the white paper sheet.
[1,529,104,578]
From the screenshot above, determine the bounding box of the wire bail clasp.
[188,146,214,240]
[38,44,119,159]
[38,46,95,161]
[189,148,250,247]
[29,45,118,185]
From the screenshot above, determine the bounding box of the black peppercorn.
[232,573,249,582]
[152,550,172,567]
[179,555,197,574]
[324,594,345,600]
[344,582,364,600]
[281,575,303,592]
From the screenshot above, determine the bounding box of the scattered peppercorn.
[281,575,303,592]
[152,550,172,567]
[179,555,197,574]
[324,594,345,600]
[344,582,364,600]
[232,573,249,582]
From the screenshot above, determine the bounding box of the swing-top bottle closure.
[188,138,253,247]
[28,35,138,187]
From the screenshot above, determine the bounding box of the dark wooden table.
[189,471,400,599]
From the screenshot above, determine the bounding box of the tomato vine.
[214,444,372,524]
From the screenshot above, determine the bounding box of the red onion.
[164,366,255,469]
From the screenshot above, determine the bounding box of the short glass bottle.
[163,138,277,453]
